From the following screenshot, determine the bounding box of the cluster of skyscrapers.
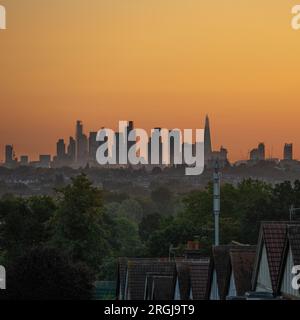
[248,142,294,163]
[1,117,295,169]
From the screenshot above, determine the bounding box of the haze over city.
[1,0,300,161]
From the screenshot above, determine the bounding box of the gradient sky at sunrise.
[0,0,300,162]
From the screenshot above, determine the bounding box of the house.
[251,221,300,295]
[174,261,191,300]
[210,245,236,300]
[116,257,128,300]
[227,246,256,297]
[116,258,176,300]
[145,274,175,300]
[277,224,300,299]
[189,259,212,300]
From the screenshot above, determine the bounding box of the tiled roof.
[176,261,191,300]
[287,224,300,266]
[230,246,256,296]
[252,221,300,293]
[145,272,174,300]
[151,276,175,300]
[116,257,128,299]
[189,259,212,300]
[212,245,236,299]
[262,223,287,292]
[126,259,176,300]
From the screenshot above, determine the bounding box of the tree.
[49,174,111,273]
[112,216,144,257]
[2,247,93,300]
[146,217,196,257]
[0,195,56,263]
[139,212,162,242]
[151,186,174,215]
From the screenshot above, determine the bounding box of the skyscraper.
[67,137,76,163]
[56,139,66,161]
[204,115,212,163]
[250,143,266,162]
[75,121,88,167]
[89,132,100,166]
[258,143,265,161]
[5,145,14,164]
[284,143,293,161]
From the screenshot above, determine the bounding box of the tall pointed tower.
[204,115,212,162]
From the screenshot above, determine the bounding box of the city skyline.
[0,117,295,166]
[1,1,300,161]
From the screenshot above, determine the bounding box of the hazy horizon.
[1,1,300,162]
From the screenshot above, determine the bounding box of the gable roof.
[116,257,128,300]
[212,245,236,299]
[252,221,300,293]
[175,261,191,300]
[189,259,212,300]
[287,224,300,266]
[229,246,256,296]
[125,259,176,300]
[277,224,300,294]
[144,272,175,300]
[150,275,175,300]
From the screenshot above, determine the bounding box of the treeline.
[0,175,299,299]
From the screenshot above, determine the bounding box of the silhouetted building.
[89,132,100,166]
[250,143,265,162]
[56,139,66,161]
[4,145,17,168]
[204,116,229,169]
[39,155,51,168]
[76,121,88,167]
[20,155,29,166]
[204,115,212,163]
[284,143,293,161]
[5,145,14,164]
[258,143,265,161]
[67,137,76,163]
[250,148,259,161]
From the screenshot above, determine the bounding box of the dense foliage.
[1,174,300,299]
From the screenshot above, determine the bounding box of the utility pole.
[213,161,221,246]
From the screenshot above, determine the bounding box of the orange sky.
[0,0,300,162]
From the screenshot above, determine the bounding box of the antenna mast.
[213,161,221,246]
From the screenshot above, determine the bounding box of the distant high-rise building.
[39,155,51,168]
[258,143,265,161]
[210,146,229,169]
[67,137,76,162]
[250,148,259,161]
[204,115,212,163]
[20,155,29,166]
[89,132,100,166]
[76,120,83,141]
[5,145,14,164]
[284,143,293,161]
[250,143,265,162]
[56,139,66,161]
[75,121,88,167]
